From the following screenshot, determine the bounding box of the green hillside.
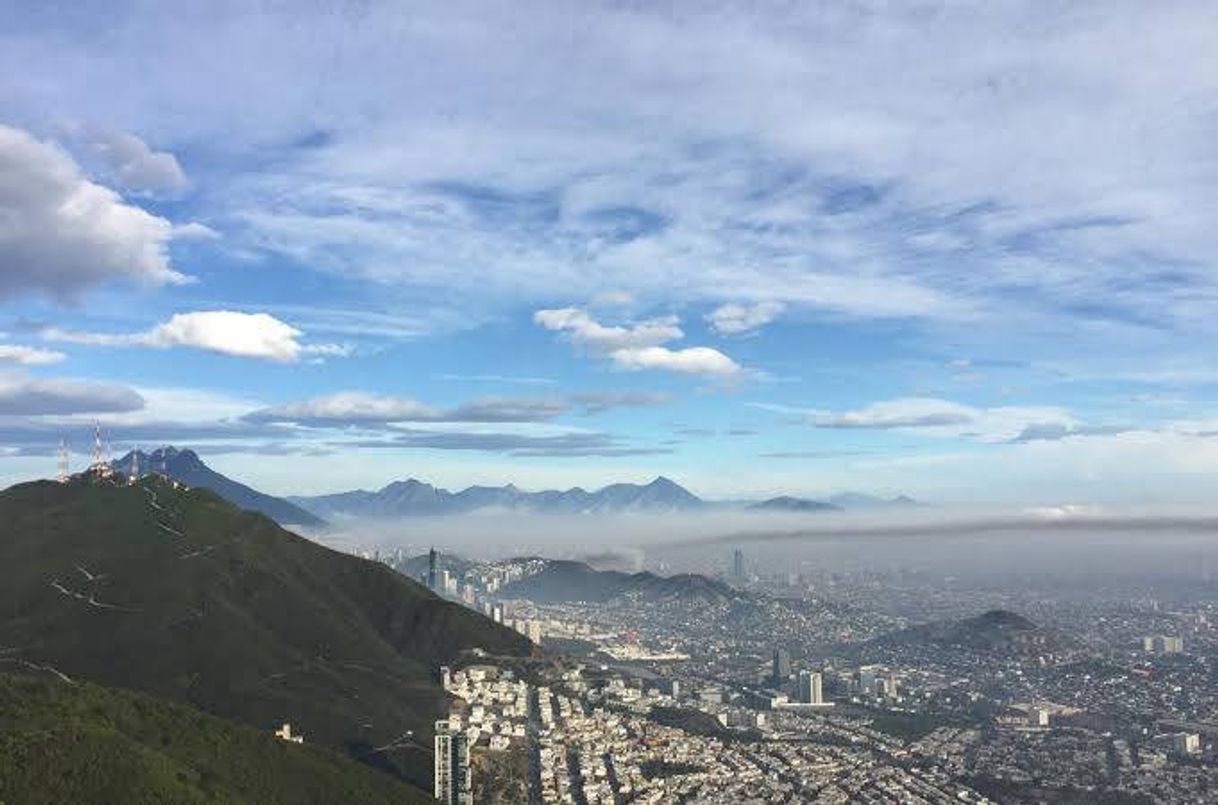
[0,473,531,789]
[0,673,428,805]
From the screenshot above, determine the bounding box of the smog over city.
[2,2,1218,803]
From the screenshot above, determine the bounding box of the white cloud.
[812,398,977,430]
[534,307,681,351]
[609,346,741,376]
[90,131,188,196]
[0,344,66,366]
[0,123,189,299]
[706,301,784,335]
[535,306,741,376]
[171,222,220,240]
[9,3,1215,348]
[43,311,342,363]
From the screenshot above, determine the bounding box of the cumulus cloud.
[43,311,344,362]
[813,398,977,430]
[0,344,66,366]
[706,301,784,335]
[609,345,741,376]
[0,123,189,299]
[534,307,681,351]
[0,374,144,416]
[90,131,188,196]
[535,306,740,376]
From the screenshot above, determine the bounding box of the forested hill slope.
[0,474,531,790]
[0,673,430,805]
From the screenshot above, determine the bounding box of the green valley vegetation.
[0,473,531,791]
[0,673,429,805]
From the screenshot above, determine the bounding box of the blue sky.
[1,0,1217,504]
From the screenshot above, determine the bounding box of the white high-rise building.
[798,670,823,705]
[1144,635,1184,654]
[1175,733,1201,755]
[434,720,473,805]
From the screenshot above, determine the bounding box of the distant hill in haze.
[875,609,1074,656]
[0,673,427,805]
[112,447,325,528]
[292,475,705,519]
[0,473,531,791]
[748,496,841,513]
[498,559,736,605]
[828,492,920,510]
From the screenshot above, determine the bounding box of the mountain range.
[291,475,706,519]
[103,445,917,522]
[293,477,920,519]
[112,447,325,528]
[0,471,530,796]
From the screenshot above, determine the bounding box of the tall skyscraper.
[428,547,438,592]
[798,670,823,704]
[434,720,473,805]
[772,648,792,684]
[732,548,744,584]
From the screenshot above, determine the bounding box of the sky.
[1,0,1217,504]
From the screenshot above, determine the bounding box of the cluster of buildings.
[344,549,1218,802]
[448,656,994,803]
[468,554,1218,802]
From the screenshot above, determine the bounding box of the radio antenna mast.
[88,422,116,479]
[57,439,70,483]
[90,422,105,470]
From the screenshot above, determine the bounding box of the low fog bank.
[304,505,1218,584]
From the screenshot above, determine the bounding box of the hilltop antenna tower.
[129,447,140,484]
[57,439,70,483]
[90,422,105,470]
[88,422,115,479]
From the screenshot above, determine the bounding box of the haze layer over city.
[2,2,1217,804]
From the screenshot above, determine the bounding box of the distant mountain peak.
[828,491,920,509]
[112,446,324,528]
[876,607,1073,656]
[749,495,839,512]
[974,609,1037,629]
